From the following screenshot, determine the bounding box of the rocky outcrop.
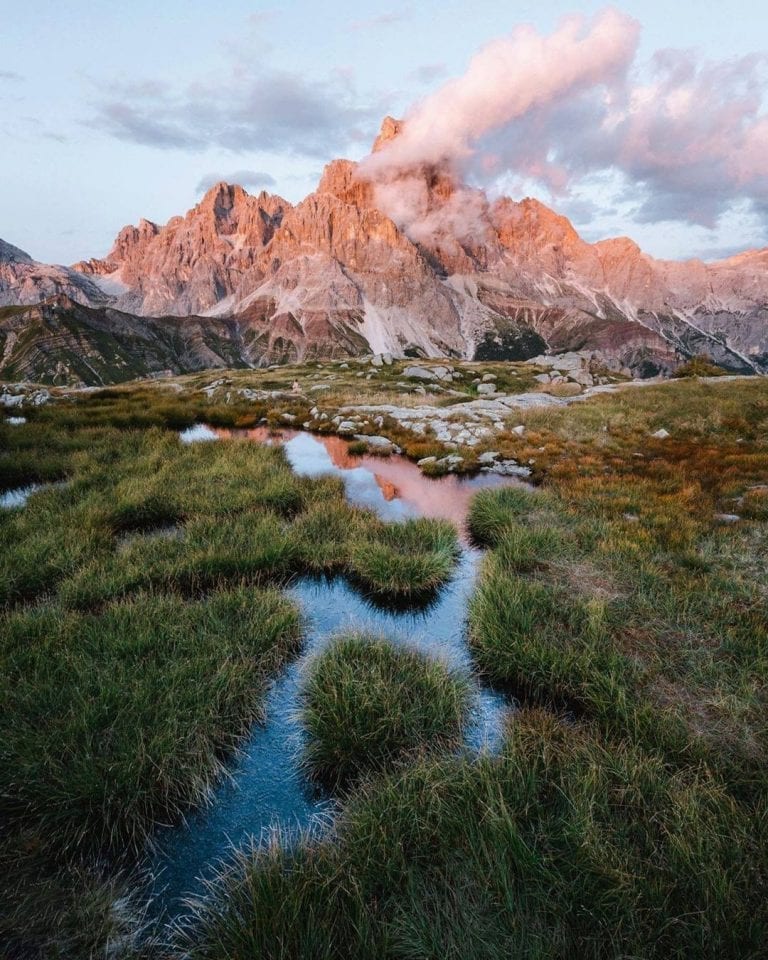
[1,118,766,377]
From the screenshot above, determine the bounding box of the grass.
[299,633,472,788]
[466,485,541,545]
[3,368,767,958]
[185,709,766,960]
[0,383,467,956]
[348,517,460,602]
[1,587,302,855]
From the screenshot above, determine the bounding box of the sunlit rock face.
[2,117,766,375]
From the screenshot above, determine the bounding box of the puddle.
[148,427,527,924]
[215,427,526,537]
[179,424,220,444]
[0,484,42,509]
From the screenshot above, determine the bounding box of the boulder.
[404,365,437,381]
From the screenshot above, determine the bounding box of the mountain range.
[1,117,766,385]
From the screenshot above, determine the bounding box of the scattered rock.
[337,420,358,434]
[481,373,497,383]
[714,513,741,524]
[484,459,532,478]
[478,451,499,464]
[651,428,670,439]
[477,383,497,395]
[534,373,551,384]
[404,365,437,381]
[353,434,402,453]
[511,424,526,437]
[623,513,640,523]
[417,456,437,466]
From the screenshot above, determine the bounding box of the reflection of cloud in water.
[0,484,41,509]
[214,426,530,532]
[179,424,219,444]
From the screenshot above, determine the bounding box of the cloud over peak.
[361,8,768,234]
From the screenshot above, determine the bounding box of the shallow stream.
[148,428,527,923]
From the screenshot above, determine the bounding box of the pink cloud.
[359,7,768,235]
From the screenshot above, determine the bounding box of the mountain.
[0,295,282,386]
[0,239,112,309]
[1,117,766,383]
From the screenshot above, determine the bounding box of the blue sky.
[2,1,767,264]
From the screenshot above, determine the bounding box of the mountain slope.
[1,117,766,379]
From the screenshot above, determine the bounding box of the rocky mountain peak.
[372,115,404,152]
[0,238,34,264]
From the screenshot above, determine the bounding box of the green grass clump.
[299,634,471,788]
[0,587,302,854]
[187,710,765,960]
[348,517,460,602]
[466,486,539,545]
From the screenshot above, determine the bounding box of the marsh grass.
[299,633,471,788]
[186,710,765,960]
[1,587,302,855]
[466,486,541,545]
[348,517,460,602]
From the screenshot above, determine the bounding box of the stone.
[382,352,393,365]
[478,451,499,464]
[337,420,357,433]
[481,373,497,382]
[714,513,741,524]
[534,373,551,383]
[511,424,526,436]
[651,428,670,439]
[371,354,384,367]
[486,460,532,477]
[417,456,437,466]
[404,365,437,381]
[353,434,401,453]
[477,383,497,395]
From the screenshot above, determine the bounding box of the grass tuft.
[299,633,471,788]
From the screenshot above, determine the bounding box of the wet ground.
[149,429,528,924]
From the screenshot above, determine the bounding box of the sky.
[2,1,767,264]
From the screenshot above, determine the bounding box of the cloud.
[196,169,277,193]
[89,41,382,158]
[350,11,408,31]
[408,63,447,85]
[359,8,768,239]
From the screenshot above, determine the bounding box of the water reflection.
[0,484,42,509]
[215,426,526,535]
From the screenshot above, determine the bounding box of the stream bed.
[148,428,527,924]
